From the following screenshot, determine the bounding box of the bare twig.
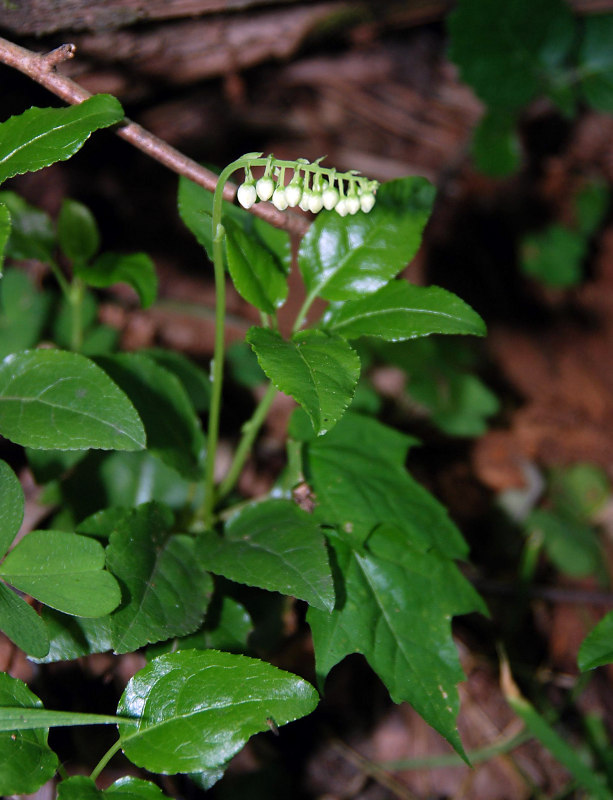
[0,35,309,236]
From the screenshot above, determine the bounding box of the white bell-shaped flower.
[237,181,257,209]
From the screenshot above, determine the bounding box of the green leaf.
[324,280,485,341]
[424,373,500,437]
[247,327,360,436]
[26,447,86,483]
[0,581,49,657]
[57,775,102,800]
[0,530,121,616]
[447,0,575,111]
[0,191,55,262]
[579,610,613,671]
[58,198,100,263]
[0,95,124,184]
[0,202,9,274]
[0,673,58,795]
[225,217,288,313]
[227,340,266,388]
[471,112,521,177]
[30,607,113,663]
[525,509,602,578]
[96,353,205,479]
[0,268,53,358]
[77,252,158,308]
[575,180,610,237]
[578,14,613,113]
[549,463,611,521]
[103,503,213,653]
[199,499,334,611]
[298,177,435,302]
[117,649,319,773]
[0,707,135,731]
[521,225,586,287]
[0,459,23,556]
[140,348,210,411]
[309,524,484,757]
[253,215,291,274]
[58,775,172,799]
[300,411,469,558]
[0,349,146,450]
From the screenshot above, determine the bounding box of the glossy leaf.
[31,608,113,663]
[0,202,9,274]
[0,581,49,657]
[0,191,55,262]
[117,649,319,773]
[140,348,210,411]
[0,673,58,795]
[0,459,23,556]
[579,610,613,671]
[97,353,205,479]
[103,502,213,653]
[0,269,52,358]
[298,177,435,302]
[225,217,288,313]
[247,327,360,436]
[0,349,145,451]
[0,708,135,731]
[295,410,468,558]
[199,499,334,611]
[58,775,172,799]
[58,198,100,263]
[0,94,124,184]
[578,14,613,113]
[77,252,158,308]
[309,524,485,757]
[0,530,121,617]
[323,280,485,341]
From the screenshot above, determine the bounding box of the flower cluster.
[237,156,379,216]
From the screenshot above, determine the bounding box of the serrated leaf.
[298,177,435,302]
[0,191,55,262]
[140,348,210,411]
[117,649,319,773]
[579,610,613,671]
[0,269,52,358]
[0,581,49,657]
[77,252,157,308]
[323,280,485,341]
[30,608,113,664]
[97,353,205,479]
[57,775,172,799]
[0,673,58,795]
[199,499,334,611]
[0,94,124,184]
[103,503,213,653]
[0,349,146,451]
[309,524,484,757]
[247,327,360,436]
[578,14,613,113]
[0,530,121,616]
[0,459,23,556]
[302,411,468,557]
[225,217,288,313]
[58,198,100,263]
[0,202,9,274]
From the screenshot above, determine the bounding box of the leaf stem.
[89,738,122,782]
[69,276,85,352]
[217,381,278,502]
[292,288,318,333]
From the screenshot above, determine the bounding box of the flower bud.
[360,192,376,213]
[335,198,348,217]
[272,187,289,211]
[345,194,360,215]
[299,190,312,212]
[285,181,303,207]
[322,183,340,210]
[308,192,324,214]
[237,181,257,209]
[256,176,275,201]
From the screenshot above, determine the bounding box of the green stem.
[292,289,318,333]
[49,259,71,298]
[69,277,85,352]
[217,381,278,501]
[89,738,122,782]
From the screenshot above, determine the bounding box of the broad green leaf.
[227,340,266,388]
[423,372,499,437]
[0,94,124,184]
[0,459,23,556]
[140,348,210,411]
[0,707,135,731]
[58,198,100,263]
[0,581,49,657]
[0,530,121,616]
[0,191,55,262]
[58,775,172,799]
[471,111,521,177]
[77,252,158,308]
[0,673,58,795]
[254,215,291,273]
[117,649,319,773]
[323,280,485,341]
[298,177,435,302]
[525,509,602,578]
[298,410,468,558]
[199,499,334,611]
[97,353,205,479]
[579,610,613,671]
[0,349,145,451]
[309,524,485,757]
[103,503,213,653]
[0,202,9,274]
[0,269,52,358]
[30,608,113,663]
[57,775,102,800]
[521,225,586,287]
[447,0,574,110]
[247,327,360,436]
[225,217,288,313]
[575,180,610,237]
[578,14,613,113]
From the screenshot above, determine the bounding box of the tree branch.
[0,35,309,236]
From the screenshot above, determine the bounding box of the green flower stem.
[69,276,85,352]
[89,738,122,782]
[217,381,278,502]
[48,259,71,298]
